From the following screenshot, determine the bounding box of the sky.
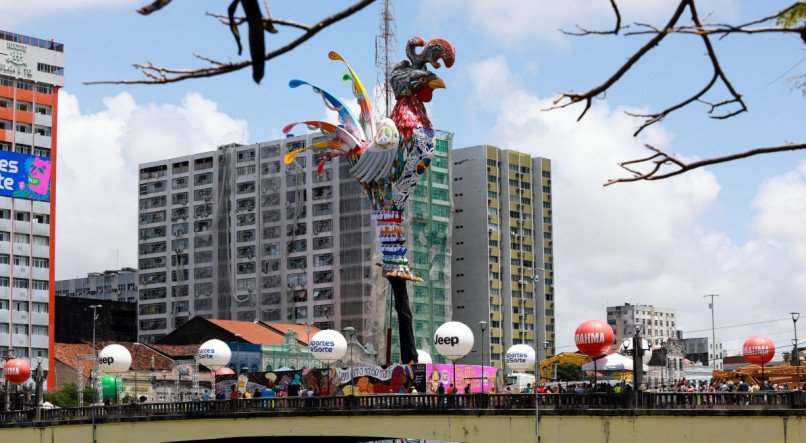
[2,0,804,360]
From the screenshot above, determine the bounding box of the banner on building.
[0,151,51,202]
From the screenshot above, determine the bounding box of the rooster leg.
[388,277,418,364]
[375,210,422,283]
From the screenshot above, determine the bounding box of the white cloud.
[465,55,804,358]
[55,91,247,278]
[424,0,738,46]
[0,0,139,27]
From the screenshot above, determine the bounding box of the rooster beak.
[428,78,446,89]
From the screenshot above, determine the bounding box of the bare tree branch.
[137,0,172,15]
[87,0,375,85]
[560,0,625,36]
[547,1,689,121]
[606,142,806,186]
[205,11,311,32]
[623,1,748,136]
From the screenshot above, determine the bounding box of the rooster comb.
[405,37,455,70]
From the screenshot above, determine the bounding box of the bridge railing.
[2,391,803,426]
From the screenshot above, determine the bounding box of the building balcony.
[490,328,502,338]
[490,311,502,321]
[490,296,502,306]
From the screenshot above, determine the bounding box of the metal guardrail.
[1,392,803,427]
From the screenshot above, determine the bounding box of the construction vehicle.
[538,352,594,382]
[712,362,805,387]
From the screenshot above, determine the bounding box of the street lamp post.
[535,340,548,443]
[343,327,356,396]
[479,321,487,394]
[792,312,801,389]
[133,343,140,403]
[88,304,102,443]
[34,356,43,421]
[704,294,719,371]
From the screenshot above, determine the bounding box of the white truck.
[505,372,535,392]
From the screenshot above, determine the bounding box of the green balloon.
[101,375,124,398]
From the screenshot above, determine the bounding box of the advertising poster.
[215,364,425,397]
[424,364,499,393]
[0,151,51,201]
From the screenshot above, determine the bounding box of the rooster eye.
[419,78,426,83]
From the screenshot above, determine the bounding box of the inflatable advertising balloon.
[3,358,31,384]
[434,322,474,362]
[505,344,536,373]
[98,344,132,374]
[198,339,233,370]
[575,320,615,357]
[310,329,347,365]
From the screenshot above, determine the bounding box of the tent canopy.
[581,353,648,372]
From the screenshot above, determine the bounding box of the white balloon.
[505,344,536,373]
[434,322,474,361]
[416,349,432,364]
[198,339,232,370]
[98,344,132,374]
[310,329,347,365]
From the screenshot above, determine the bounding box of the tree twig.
[605,142,806,186]
[205,11,311,32]
[547,1,689,120]
[623,0,747,136]
[87,0,375,85]
[560,0,624,36]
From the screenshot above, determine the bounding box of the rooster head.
[390,37,454,103]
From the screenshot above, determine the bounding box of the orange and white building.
[0,30,64,390]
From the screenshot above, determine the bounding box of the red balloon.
[575,320,614,357]
[743,336,775,366]
[3,358,31,384]
[215,367,235,375]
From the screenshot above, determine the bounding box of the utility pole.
[704,294,719,372]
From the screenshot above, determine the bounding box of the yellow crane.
[538,352,594,382]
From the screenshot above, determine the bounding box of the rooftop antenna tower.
[375,0,396,118]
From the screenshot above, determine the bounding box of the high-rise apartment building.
[0,31,64,388]
[387,130,452,363]
[55,268,139,302]
[451,145,554,369]
[138,135,377,344]
[606,303,678,346]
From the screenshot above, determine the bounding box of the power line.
[554,317,793,351]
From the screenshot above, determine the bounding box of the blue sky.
[3,0,804,359]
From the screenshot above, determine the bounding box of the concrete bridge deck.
[2,392,805,442]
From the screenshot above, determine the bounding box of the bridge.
[2,392,806,442]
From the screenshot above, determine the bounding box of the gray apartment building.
[606,303,679,347]
[451,145,555,369]
[137,132,453,357]
[137,135,379,344]
[55,268,138,302]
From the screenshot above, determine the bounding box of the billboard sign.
[0,151,51,202]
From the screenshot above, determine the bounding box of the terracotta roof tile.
[264,323,321,345]
[55,341,175,377]
[148,344,200,359]
[208,319,287,345]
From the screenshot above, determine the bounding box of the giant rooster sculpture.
[283,37,454,364]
